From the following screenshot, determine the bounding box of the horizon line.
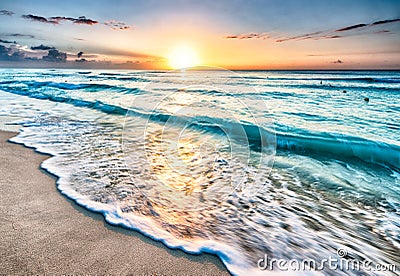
[0,67,399,71]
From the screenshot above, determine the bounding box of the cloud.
[0,10,14,16]
[0,39,16,44]
[0,45,11,59]
[335,24,367,32]
[225,18,400,43]
[0,45,162,68]
[10,51,25,61]
[22,14,98,25]
[6,33,35,39]
[275,31,324,42]
[42,49,67,62]
[50,16,98,25]
[22,14,59,24]
[1,44,117,66]
[0,45,25,61]
[374,30,390,34]
[326,35,342,39]
[278,19,399,41]
[225,33,268,40]
[103,20,131,30]
[5,44,74,63]
[20,14,133,30]
[372,19,400,25]
[31,44,55,50]
[73,16,98,25]
[332,59,343,64]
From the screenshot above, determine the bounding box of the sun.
[168,46,200,69]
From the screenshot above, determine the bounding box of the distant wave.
[259,82,400,92]
[99,72,122,76]
[0,80,142,94]
[1,86,399,171]
[266,77,400,83]
[275,128,400,171]
[230,75,400,83]
[194,119,400,170]
[89,75,150,82]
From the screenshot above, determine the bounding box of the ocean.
[0,68,399,275]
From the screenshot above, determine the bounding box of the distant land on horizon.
[0,63,399,71]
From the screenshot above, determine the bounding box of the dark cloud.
[276,32,344,42]
[31,44,55,50]
[310,35,342,41]
[0,45,25,61]
[50,16,98,25]
[103,20,131,30]
[1,44,70,63]
[225,33,268,40]
[21,13,135,29]
[7,33,35,39]
[49,16,75,22]
[22,14,98,25]
[22,14,59,24]
[24,57,39,61]
[333,59,343,64]
[42,49,67,62]
[0,10,14,16]
[0,45,11,59]
[335,24,367,32]
[226,18,400,43]
[276,31,323,42]
[69,52,97,59]
[1,45,152,68]
[0,39,16,44]
[74,16,98,25]
[372,19,400,25]
[326,35,341,39]
[10,51,25,61]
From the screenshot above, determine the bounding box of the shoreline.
[0,130,229,275]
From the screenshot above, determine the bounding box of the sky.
[0,0,399,69]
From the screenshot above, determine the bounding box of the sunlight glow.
[168,46,200,69]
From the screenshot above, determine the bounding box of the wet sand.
[0,131,229,275]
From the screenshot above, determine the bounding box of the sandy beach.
[0,131,229,275]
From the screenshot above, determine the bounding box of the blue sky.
[0,0,399,69]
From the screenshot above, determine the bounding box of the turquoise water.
[0,69,399,275]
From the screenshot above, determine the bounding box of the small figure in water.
[364,97,369,102]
